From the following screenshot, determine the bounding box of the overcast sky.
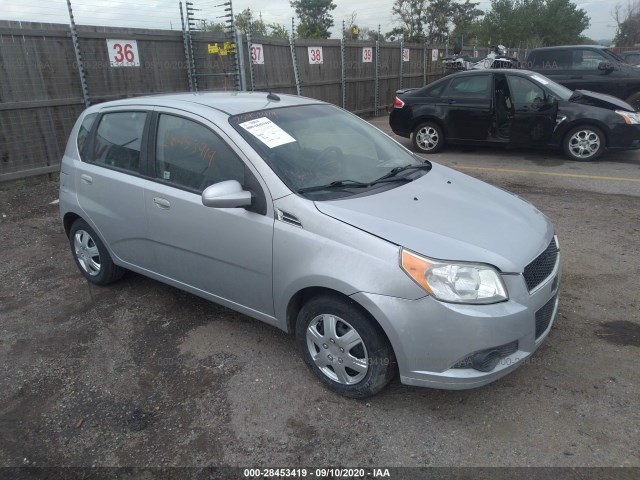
[3,0,618,42]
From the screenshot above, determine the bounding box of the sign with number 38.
[308,47,323,65]
[106,39,140,67]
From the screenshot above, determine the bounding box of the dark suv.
[525,45,640,110]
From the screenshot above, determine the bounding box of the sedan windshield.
[230,104,427,199]
[527,73,573,100]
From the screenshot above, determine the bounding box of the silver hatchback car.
[59,92,560,398]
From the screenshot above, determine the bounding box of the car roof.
[446,69,540,77]
[528,45,608,51]
[93,91,324,116]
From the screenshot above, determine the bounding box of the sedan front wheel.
[563,125,605,161]
[412,121,444,154]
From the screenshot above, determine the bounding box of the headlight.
[615,110,640,125]
[401,249,508,304]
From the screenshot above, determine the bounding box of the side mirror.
[598,61,614,72]
[202,180,252,208]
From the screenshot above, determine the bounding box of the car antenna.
[262,60,280,101]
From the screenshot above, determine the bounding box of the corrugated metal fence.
[0,20,454,181]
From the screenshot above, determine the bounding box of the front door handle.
[153,197,171,209]
[80,174,92,185]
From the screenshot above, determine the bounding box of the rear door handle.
[153,197,171,209]
[80,174,92,185]
[446,99,456,104]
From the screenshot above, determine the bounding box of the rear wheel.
[69,218,125,285]
[562,125,605,161]
[411,121,444,154]
[295,294,396,398]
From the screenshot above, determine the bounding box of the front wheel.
[412,121,444,154]
[562,125,605,161]
[296,295,396,398]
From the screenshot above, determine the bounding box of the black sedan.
[389,69,640,161]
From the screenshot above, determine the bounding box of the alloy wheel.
[73,229,101,276]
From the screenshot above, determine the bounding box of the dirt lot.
[1,118,639,470]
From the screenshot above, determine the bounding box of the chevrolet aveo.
[59,92,561,398]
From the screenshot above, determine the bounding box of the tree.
[201,20,227,34]
[390,0,483,44]
[290,0,337,39]
[235,9,267,36]
[613,1,640,46]
[450,0,484,43]
[268,23,291,40]
[391,0,428,42]
[478,0,589,47]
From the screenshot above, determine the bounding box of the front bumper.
[608,123,640,150]
[351,255,560,390]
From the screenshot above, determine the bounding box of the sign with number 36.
[106,39,140,67]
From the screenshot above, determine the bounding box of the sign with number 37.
[106,39,140,67]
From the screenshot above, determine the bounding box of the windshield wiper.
[298,179,370,194]
[297,175,413,194]
[370,163,432,185]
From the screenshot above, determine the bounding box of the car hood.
[569,89,635,112]
[314,164,553,273]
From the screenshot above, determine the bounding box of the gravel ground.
[1,118,639,470]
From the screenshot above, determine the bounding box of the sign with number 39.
[308,47,323,65]
[106,39,140,67]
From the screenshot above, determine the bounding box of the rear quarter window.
[76,113,97,161]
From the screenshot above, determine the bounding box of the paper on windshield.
[238,117,296,148]
[530,74,549,85]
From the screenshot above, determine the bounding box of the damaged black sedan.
[390,69,640,161]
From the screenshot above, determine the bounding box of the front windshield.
[603,48,624,62]
[527,73,573,100]
[230,104,426,198]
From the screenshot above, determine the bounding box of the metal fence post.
[184,1,198,91]
[374,39,379,117]
[399,40,404,90]
[340,33,346,109]
[246,31,255,91]
[422,38,427,85]
[290,17,301,96]
[179,1,194,92]
[235,29,247,91]
[66,0,90,107]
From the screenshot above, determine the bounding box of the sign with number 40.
[106,39,140,67]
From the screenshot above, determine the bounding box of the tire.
[295,294,396,398]
[68,218,125,285]
[625,92,640,111]
[562,125,606,161]
[411,121,444,154]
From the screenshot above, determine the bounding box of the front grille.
[535,295,557,339]
[452,340,519,372]
[523,238,559,292]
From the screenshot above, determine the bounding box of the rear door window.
[445,75,490,99]
[529,50,571,69]
[92,111,147,173]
